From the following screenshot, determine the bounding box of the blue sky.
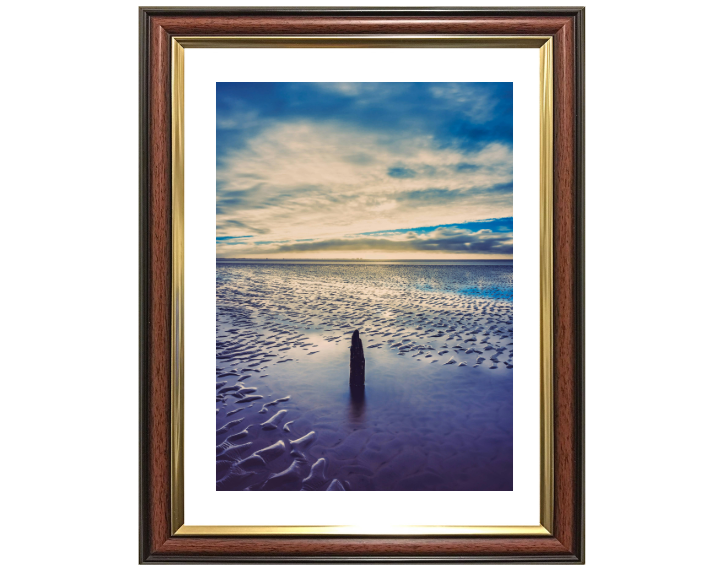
[216,82,513,259]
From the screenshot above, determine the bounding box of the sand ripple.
[216,262,513,491]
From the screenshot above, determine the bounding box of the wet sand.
[216,262,513,491]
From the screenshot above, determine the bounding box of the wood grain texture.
[152,535,570,561]
[139,7,584,564]
[152,15,574,36]
[551,17,579,558]
[141,14,172,558]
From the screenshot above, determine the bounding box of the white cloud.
[217,119,512,250]
[429,83,496,123]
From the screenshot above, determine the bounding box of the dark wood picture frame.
[139,6,584,563]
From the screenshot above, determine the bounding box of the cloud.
[274,230,512,255]
[218,219,269,235]
[216,235,253,241]
[216,83,513,257]
[352,217,513,237]
[217,82,512,154]
[429,83,496,123]
[216,122,512,240]
[387,166,417,179]
[216,223,512,258]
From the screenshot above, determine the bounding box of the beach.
[216,261,513,491]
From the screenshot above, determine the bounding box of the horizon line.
[216,257,513,261]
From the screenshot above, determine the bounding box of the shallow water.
[215,262,513,491]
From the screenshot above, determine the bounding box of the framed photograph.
[139,6,584,563]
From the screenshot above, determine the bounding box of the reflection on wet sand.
[348,386,366,424]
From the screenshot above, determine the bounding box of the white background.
[184,47,539,526]
[1,0,719,573]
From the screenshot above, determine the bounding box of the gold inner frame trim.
[171,37,185,535]
[538,38,554,534]
[170,35,554,537]
[176,525,552,537]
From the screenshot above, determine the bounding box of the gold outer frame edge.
[170,35,554,538]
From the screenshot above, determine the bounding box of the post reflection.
[348,385,366,423]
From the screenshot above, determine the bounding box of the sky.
[216,82,513,259]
